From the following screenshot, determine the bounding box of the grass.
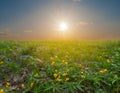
[0,40,120,93]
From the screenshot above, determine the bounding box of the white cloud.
[24,30,32,33]
[0,28,11,36]
[0,31,8,36]
[73,0,82,2]
[77,21,93,26]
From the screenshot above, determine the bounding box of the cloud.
[0,28,12,37]
[24,30,32,33]
[4,28,11,32]
[77,21,93,26]
[0,31,8,36]
[73,0,82,2]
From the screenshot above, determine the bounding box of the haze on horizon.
[0,0,120,40]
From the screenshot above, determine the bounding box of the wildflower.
[50,57,53,60]
[20,55,31,59]
[55,56,58,58]
[21,83,25,88]
[17,60,20,64]
[53,73,58,78]
[34,73,39,77]
[55,70,57,72]
[30,82,34,88]
[78,64,82,67]
[107,59,110,63]
[51,61,55,65]
[0,61,4,65]
[65,55,68,57]
[56,77,62,82]
[62,60,65,62]
[81,71,84,74]
[66,78,70,81]
[64,62,68,65]
[62,73,67,77]
[99,69,107,73]
[81,75,85,78]
[5,58,11,62]
[6,82,10,87]
[0,89,4,93]
[67,69,70,72]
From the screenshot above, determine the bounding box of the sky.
[0,0,120,40]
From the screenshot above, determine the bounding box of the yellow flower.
[53,73,58,78]
[99,69,107,73]
[0,89,4,93]
[55,56,58,58]
[6,82,10,87]
[30,82,34,88]
[107,59,110,63]
[66,78,70,81]
[81,75,85,78]
[21,83,25,88]
[81,71,84,74]
[65,55,68,58]
[34,73,39,77]
[78,64,82,67]
[50,57,53,60]
[62,60,65,62]
[64,62,68,65]
[67,69,70,72]
[51,61,55,65]
[62,73,67,77]
[56,78,62,82]
[0,61,4,65]
[102,52,105,55]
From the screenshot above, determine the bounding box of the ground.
[0,41,120,93]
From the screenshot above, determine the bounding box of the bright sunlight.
[59,22,68,31]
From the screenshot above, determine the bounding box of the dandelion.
[50,57,53,60]
[99,69,107,73]
[21,83,25,88]
[56,77,62,82]
[64,62,68,65]
[55,56,58,58]
[34,73,39,77]
[66,78,70,81]
[62,73,67,77]
[30,82,34,88]
[0,89,4,93]
[51,61,55,65]
[0,61,4,65]
[6,82,10,87]
[107,59,110,63]
[62,60,65,62]
[53,73,58,78]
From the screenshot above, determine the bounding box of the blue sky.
[0,0,120,40]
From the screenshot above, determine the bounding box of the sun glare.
[59,22,68,31]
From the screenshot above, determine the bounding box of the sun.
[59,22,68,31]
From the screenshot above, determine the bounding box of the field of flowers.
[0,41,120,93]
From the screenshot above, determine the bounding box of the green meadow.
[0,41,120,93]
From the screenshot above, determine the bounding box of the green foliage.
[0,40,120,93]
